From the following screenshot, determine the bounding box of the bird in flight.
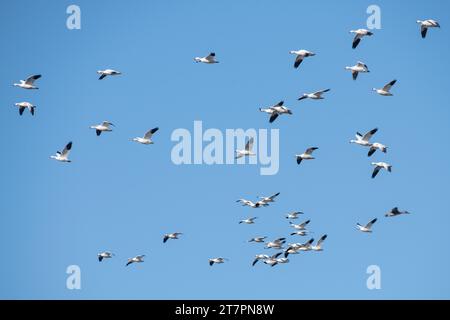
[13,74,41,89]
[289,49,315,69]
[97,69,121,80]
[385,207,411,217]
[163,232,183,243]
[235,137,256,159]
[371,162,392,178]
[208,257,227,266]
[126,255,145,267]
[298,89,331,101]
[194,52,219,64]
[373,80,397,96]
[356,218,377,233]
[90,121,115,136]
[417,19,440,38]
[295,147,319,165]
[132,127,159,145]
[98,251,114,262]
[259,100,293,123]
[50,142,73,163]
[345,61,370,80]
[350,29,374,49]
[14,102,36,116]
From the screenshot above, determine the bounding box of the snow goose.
[371,162,392,178]
[13,74,41,89]
[356,218,377,233]
[311,235,327,251]
[284,238,314,257]
[209,257,227,266]
[345,61,370,80]
[290,230,311,236]
[350,128,378,147]
[417,19,440,38]
[385,207,411,217]
[90,121,115,136]
[373,80,396,96]
[194,52,219,64]
[236,199,268,208]
[285,211,303,220]
[258,192,280,204]
[276,257,289,264]
[14,102,36,116]
[98,251,114,262]
[290,219,311,230]
[295,147,318,164]
[289,50,315,69]
[248,236,267,243]
[252,254,270,266]
[235,137,255,159]
[368,142,387,157]
[263,252,283,267]
[298,89,331,101]
[350,29,374,49]
[133,127,159,144]
[126,255,145,266]
[97,69,121,80]
[163,232,183,243]
[259,101,292,123]
[239,217,257,224]
[265,238,286,249]
[50,142,73,163]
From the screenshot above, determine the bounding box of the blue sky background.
[0,0,449,299]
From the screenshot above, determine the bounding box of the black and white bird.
[194,52,219,64]
[298,89,331,101]
[290,230,311,236]
[290,220,311,230]
[209,257,227,266]
[385,207,411,217]
[252,254,270,266]
[239,217,257,225]
[258,192,280,205]
[90,121,115,136]
[285,211,303,220]
[368,142,387,157]
[50,142,73,163]
[235,137,255,159]
[236,199,268,208]
[356,219,377,233]
[371,162,392,178]
[248,236,267,243]
[265,238,286,250]
[132,127,159,144]
[163,232,183,243]
[350,29,374,49]
[296,147,318,164]
[13,74,41,89]
[289,50,315,69]
[262,252,283,267]
[126,255,145,266]
[98,251,114,262]
[284,238,314,257]
[417,19,440,38]
[350,128,378,148]
[311,235,328,251]
[373,80,397,96]
[259,101,293,123]
[14,102,36,116]
[345,61,370,80]
[97,69,121,80]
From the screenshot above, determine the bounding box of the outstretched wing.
[61,142,72,157]
[372,166,381,178]
[245,137,254,151]
[305,147,318,155]
[352,35,361,49]
[269,112,279,123]
[382,80,397,91]
[144,127,159,139]
[365,218,377,228]
[294,55,303,68]
[362,128,378,142]
[25,74,41,85]
[421,26,428,38]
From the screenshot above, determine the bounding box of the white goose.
[97,69,121,80]
[289,50,315,69]
[385,207,411,217]
[126,255,145,266]
[417,19,440,38]
[15,102,36,116]
[295,147,318,165]
[345,61,370,80]
[236,199,268,208]
[239,217,257,225]
[285,211,303,220]
[311,235,328,251]
[284,238,314,257]
[98,251,114,262]
[350,128,378,147]
[90,121,115,136]
[368,142,387,157]
[259,101,293,123]
[209,257,227,266]
[252,254,270,266]
[235,137,255,159]
[290,230,311,236]
[194,52,219,64]
[263,252,283,267]
[50,142,73,163]
[371,162,392,178]
[163,232,183,243]
[298,89,330,101]
[356,218,377,233]
[350,29,374,49]
[132,127,159,144]
[13,74,41,89]
[290,219,311,230]
[264,238,286,249]
[248,236,267,243]
[258,192,280,204]
[373,80,397,96]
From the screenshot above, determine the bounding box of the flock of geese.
[12,16,438,269]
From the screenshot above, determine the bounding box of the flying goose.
[290,219,311,230]
[252,254,270,266]
[97,69,121,80]
[350,128,378,147]
[345,61,370,80]
[132,127,159,144]
[50,142,73,163]
[126,255,145,266]
[356,218,377,233]
[14,102,36,116]
[298,89,331,101]
[239,217,257,225]
[259,101,293,123]
[368,142,387,157]
[258,192,280,204]
[350,29,374,49]
[373,80,397,96]
[90,121,115,136]
[263,252,283,267]
[290,230,311,236]
[236,199,268,208]
[385,207,411,217]
[417,19,440,38]
[284,238,314,257]
[289,50,315,69]
[311,235,328,251]
[235,137,255,159]
[371,162,392,178]
[295,147,318,164]
[13,74,41,89]
[209,257,227,266]
[194,52,219,64]
[163,232,183,243]
[248,236,267,243]
[285,211,303,220]
[264,238,286,249]
[98,251,114,262]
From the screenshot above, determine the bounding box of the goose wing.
[61,142,72,157]
[362,128,378,142]
[25,74,41,85]
[382,80,397,91]
[144,127,159,139]
[245,137,254,151]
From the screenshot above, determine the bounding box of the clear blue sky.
[0,0,449,299]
